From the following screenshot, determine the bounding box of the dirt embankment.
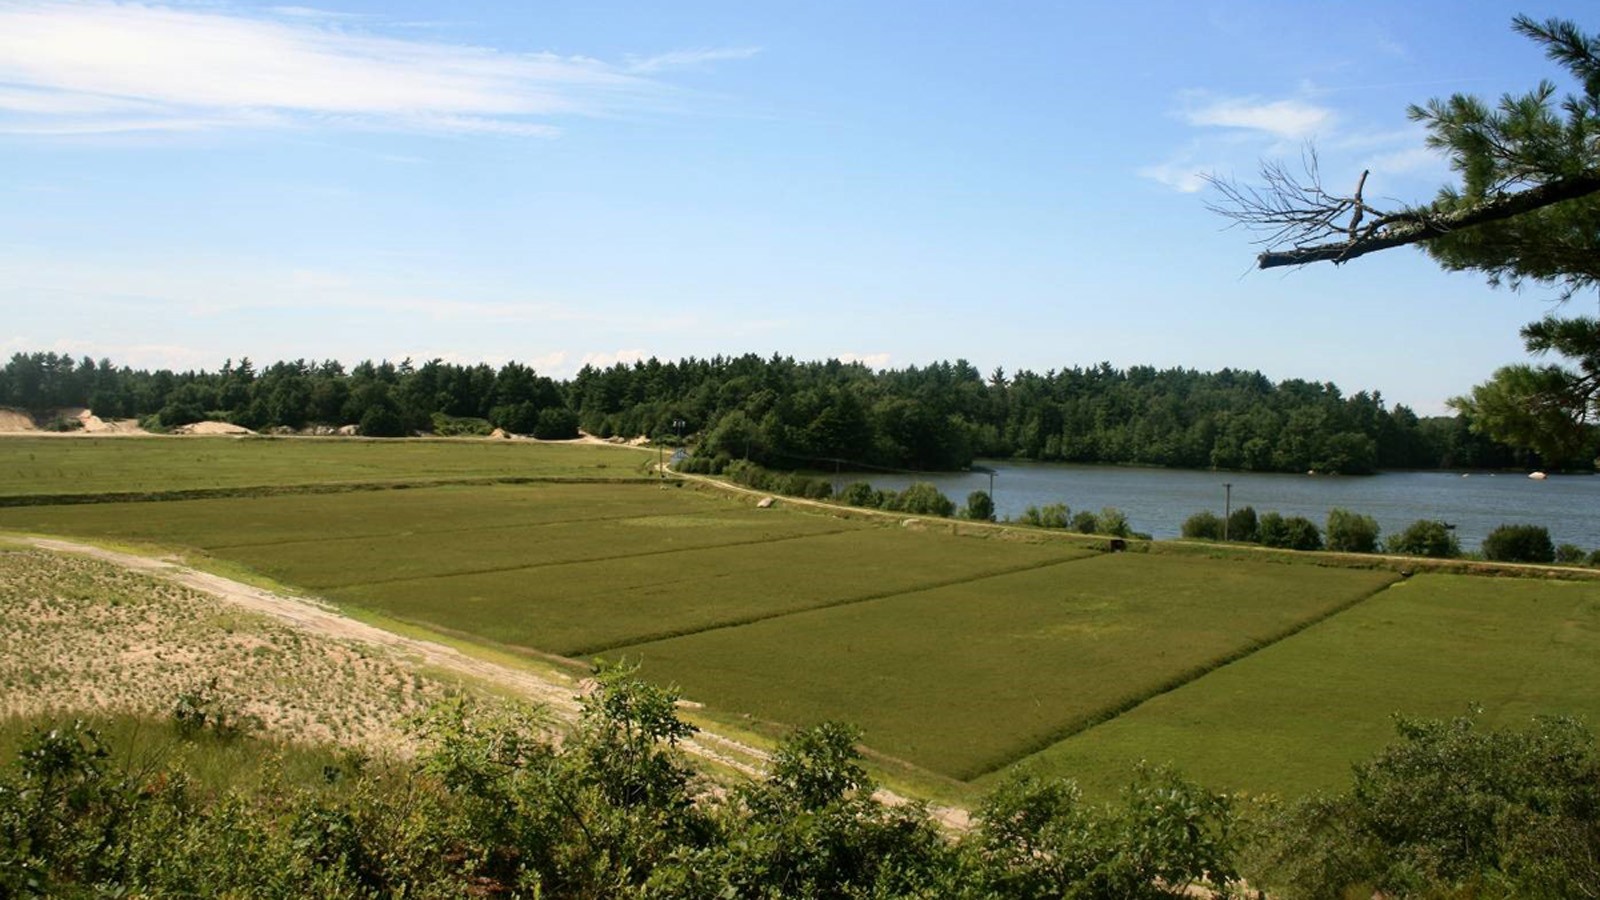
[0,409,34,432]
[0,408,149,435]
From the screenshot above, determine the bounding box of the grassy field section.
[333,528,1094,656]
[0,481,1093,657]
[1013,573,1600,799]
[0,435,645,497]
[0,482,693,547]
[0,484,856,587]
[618,554,1397,780]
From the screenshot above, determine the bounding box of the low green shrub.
[1326,508,1381,554]
[1182,510,1223,540]
[839,480,878,507]
[1227,506,1259,542]
[1097,507,1131,538]
[1261,714,1600,899]
[532,407,580,440]
[1482,524,1556,563]
[1387,520,1461,558]
[1259,512,1322,551]
[892,482,956,517]
[429,412,494,436]
[965,490,995,521]
[1021,502,1071,529]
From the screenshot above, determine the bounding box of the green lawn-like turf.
[616,554,1398,780]
[0,435,647,497]
[0,481,1092,657]
[332,526,1092,655]
[0,483,857,588]
[0,481,697,546]
[1006,573,1600,799]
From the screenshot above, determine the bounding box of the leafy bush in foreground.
[0,669,1244,899]
[9,676,1600,898]
[1262,714,1600,899]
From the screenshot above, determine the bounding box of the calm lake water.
[862,461,1600,552]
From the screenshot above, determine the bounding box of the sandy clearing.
[0,409,35,432]
[0,408,148,435]
[172,420,255,435]
[77,409,148,434]
[17,534,970,828]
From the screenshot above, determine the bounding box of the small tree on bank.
[965,490,995,521]
[1389,520,1462,558]
[1326,508,1381,553]
[1182,510,1224,540]
[1482,523,1556,563]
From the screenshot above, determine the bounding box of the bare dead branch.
[1257,171,1600,268]
[1203,149,1394,258]
[1207,145,1600,270]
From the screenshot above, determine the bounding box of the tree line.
[0,349,1534,472]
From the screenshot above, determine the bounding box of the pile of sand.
[173,420,255,436]
[77,409,146,434]
[0,409,36,432]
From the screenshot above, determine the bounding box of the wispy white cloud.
[0,1,754,138]
[1177,91,1334,141]
[1142,88,1442,195]
[266,6,370,21]
[837,352,892,369]
[580,349,649,369]
[1137,157,1215,194]
[625,46,762,74]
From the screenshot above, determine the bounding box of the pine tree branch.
[1257,171,1600,269]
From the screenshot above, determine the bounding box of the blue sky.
[1,1,1592,414]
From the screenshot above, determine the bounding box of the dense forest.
[0,350,1533,474]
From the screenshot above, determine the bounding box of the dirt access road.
[18,536,968,827]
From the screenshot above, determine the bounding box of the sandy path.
[17,535,968,826]
[22,537,584,714]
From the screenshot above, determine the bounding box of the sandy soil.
[172,420,255,435]
[15,535,970,827]
[1,545,445,751]
[0,410,33,432]
[76,409,147,434]
[0,407,147,435]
